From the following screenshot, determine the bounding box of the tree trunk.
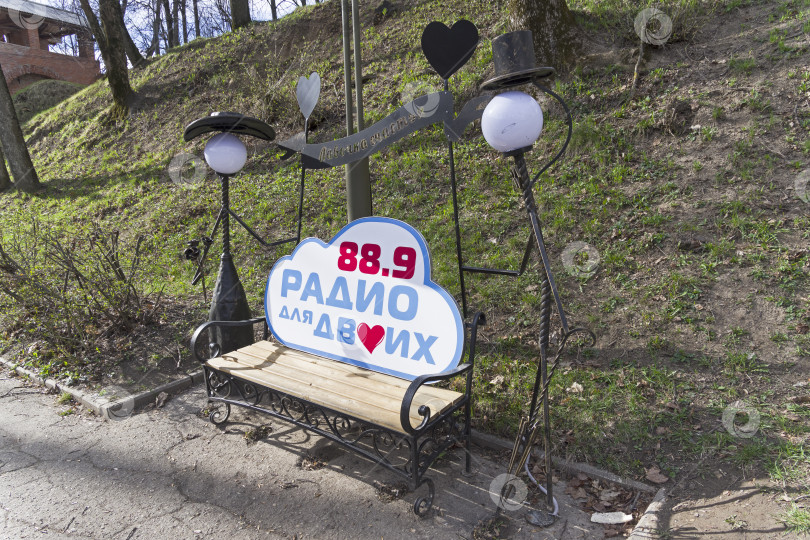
[115,0,145,66]
[269,0,277,21]
[181,0,188,43]
[506,0,578,71]
[146,0,162,56]
[0,61,41,192]
[171,0,180,45]
[193,0,200,37]
[81,0,133,117]
[230,0,250,29]
[162,0,175,47]
[0,144,12,192]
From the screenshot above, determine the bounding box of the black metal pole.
[221,174,230,254]
[297,118,308,244]
[445,78,468,319]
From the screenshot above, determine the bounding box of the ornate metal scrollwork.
[207,370,232,399]
[413,478,435,517]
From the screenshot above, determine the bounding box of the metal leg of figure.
[512,151,556,508]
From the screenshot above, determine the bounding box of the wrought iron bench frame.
[190,311,485,516]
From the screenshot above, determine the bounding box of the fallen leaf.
[569,487,588,500]
[646,466,669,484]
[600,490,622,502]
[567,382,584,393]
[155,391,169,408]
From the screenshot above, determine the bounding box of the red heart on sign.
[357,323,385,354]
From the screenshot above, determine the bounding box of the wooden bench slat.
[236,341,461,406]
[224,349,412,417]
[207,342,464,434]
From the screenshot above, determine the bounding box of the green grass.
[779,504,810,534]
[729,56,757,75]
[12,80,86,123]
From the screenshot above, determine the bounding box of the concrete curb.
[627,487,668,539]
[470,429,667,537]
[0,356,203,421]
[471,429,657,494]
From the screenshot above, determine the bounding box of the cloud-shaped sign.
[265,217,464,380]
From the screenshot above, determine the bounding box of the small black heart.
[421,20,479,80]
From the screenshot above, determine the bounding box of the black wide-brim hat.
[480,30,555,91]
[183,112,275,142]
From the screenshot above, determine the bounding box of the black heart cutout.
[421,20,479,80]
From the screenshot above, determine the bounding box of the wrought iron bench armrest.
[399,311,486,434]
[190,317,266,363]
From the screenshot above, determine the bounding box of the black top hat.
[183,112,276,142]
[480,30,554,91]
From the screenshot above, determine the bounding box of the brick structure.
[0,0,99,93]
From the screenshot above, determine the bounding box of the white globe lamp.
[204,133,247,175]
[481,91,544,153]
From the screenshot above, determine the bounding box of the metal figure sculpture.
[183,113,283,354]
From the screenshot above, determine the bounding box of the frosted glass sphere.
[481,91,544,153]
[204,133,247,175]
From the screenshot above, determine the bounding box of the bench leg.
[464,401,472,475]
[208,401,231,425]
[413,478,435,517]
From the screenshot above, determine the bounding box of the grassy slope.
[1,0,808,488]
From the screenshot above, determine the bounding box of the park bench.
[190,216,484,515]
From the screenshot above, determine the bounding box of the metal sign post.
[341,0,371,221]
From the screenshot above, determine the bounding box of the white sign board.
[265,217,464,380]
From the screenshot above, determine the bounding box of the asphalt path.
[0,372,598,539]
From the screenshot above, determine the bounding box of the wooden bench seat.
[207,340,464,434]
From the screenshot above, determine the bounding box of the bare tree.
[181,0,188,43]
[116,0,146,65]
[506,0,578,69]
[0,60,41,192]
[144,0,162,56]
[193,0,200,37]
[79,0,134,117]
[171,0,180,44]
[161,0,175,47]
